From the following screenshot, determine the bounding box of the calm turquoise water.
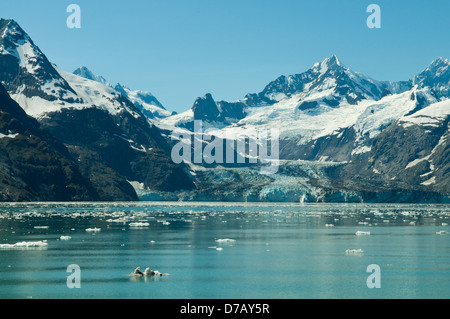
[0,202,449,299]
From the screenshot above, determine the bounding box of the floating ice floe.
[345,249,364,255]
[215,238,236,243]
[85,227,101,232]
[34,226,49,229]
[355,231,371,236]
[0,240,48,249]
[106,218,128,223]
[129,222,150,227]
[325,224,334,227]
[145,268,169,276]
[60,236,72,240]
[208,246,224,251]
[436,231,447,235]
[129,267,169,277]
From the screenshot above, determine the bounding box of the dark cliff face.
[39,107,196,199]
[190,93,246,125]
[192,93,220,122]
[0,83,98,201]
[325,117,450,200]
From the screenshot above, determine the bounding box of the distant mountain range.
[157,53,449,202]
[0,18,448,202]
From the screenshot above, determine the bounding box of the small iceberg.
[325,224,334,227]
[129,267,144,276]
[345,249,364,255]
[60,236,72,241]
[144,267,169,277]
[106,218,128,223]
[356,231,371,236]
[0,240,48,249]
[85,227,101,232]
[409,221,424,226]
[436,230,447,235]
[129,267,169,277]
[34,226,49,229]
[129,222,150,227]
[215,238,236,243]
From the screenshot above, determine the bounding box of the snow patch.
[0,133,19,139]
[421,176,436,186]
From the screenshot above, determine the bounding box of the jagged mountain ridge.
[162,55,412,132]
[66,53,450,202]
[0,18,195,201]
[162,55,447,157]
[413,57,450,100]
[0,19,79,106]
[73,66,111,87]
[156,55,449,202]
[245,55,411,107]
[72,65,172,120]
[113,83,173,120]
[0,17,448,202]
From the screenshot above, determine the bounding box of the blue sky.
[3,0,450,113]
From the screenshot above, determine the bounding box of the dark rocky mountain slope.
[0,83,98,201]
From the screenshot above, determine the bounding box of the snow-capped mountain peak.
[0,19,31,48]
[311,54,343,75]
[73,66,111,87]
[113,83,172,120]
[0,18,78,106]
[1,18,57,82]
[413,57,450,100]
[0,19,150,119]
[425,57,450,72]
[70,66,172,120]
[114,83,162,108]
[254,55,406,110]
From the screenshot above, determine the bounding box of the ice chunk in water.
[215,238,236,243]
[0,240,48,249]
[129,222,150,227]
[345,249,364,255]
